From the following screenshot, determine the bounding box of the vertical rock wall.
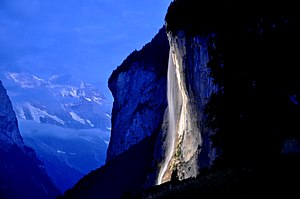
[106,27,169,162]
[158,32,217,182]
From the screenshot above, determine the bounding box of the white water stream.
[157,50,177,184]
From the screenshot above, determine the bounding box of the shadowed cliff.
[59,1,300,198]
[0,81,60,199]
[59,27,169,199]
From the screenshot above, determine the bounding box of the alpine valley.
[0,80,60,198]
[2,0,300,199]
[1,72,111,192]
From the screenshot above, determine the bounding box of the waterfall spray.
[157,50,177,185]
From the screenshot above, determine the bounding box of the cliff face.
[61,28,170,199]
[0,81,60,199]
[62,1,300,198]
[0,81,24,148]
[161,0,300,176]
[157,32,217,183]
[107,26,218,183]
[107,27,169,161]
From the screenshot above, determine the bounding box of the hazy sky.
[0,0,171,87]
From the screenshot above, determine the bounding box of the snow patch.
[86,119,94,127]
[24,103,65,125]
[60,88,69,97]
[57,150,66,154]
[49,75,59,81]
[7,73,34,88]
[33,75,44,82]
[71,87,79,98]
[93,96,102,105]
[17,106,26,120]
[6,72,47,88]
[69,112,86,124]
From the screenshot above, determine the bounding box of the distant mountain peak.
[3,72,111,130]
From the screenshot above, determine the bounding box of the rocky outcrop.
[106,27,169,161]
[0,80,60,199]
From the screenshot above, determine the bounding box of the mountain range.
[0,80,60,199]
[1,72,111,192]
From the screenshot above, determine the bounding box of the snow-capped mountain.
[0,80,60,199]
[4,72,111,131]
[1,72,112,192]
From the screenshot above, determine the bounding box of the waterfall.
[157,50,177,185]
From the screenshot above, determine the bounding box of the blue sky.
[0,0,171,90]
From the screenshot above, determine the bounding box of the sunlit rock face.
[157,32,218,183]
[107,27,169,162]
[158,0,300,184]
[0,81,60,199]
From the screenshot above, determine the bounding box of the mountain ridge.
[1,72,112,192]
[0,80,60,199]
